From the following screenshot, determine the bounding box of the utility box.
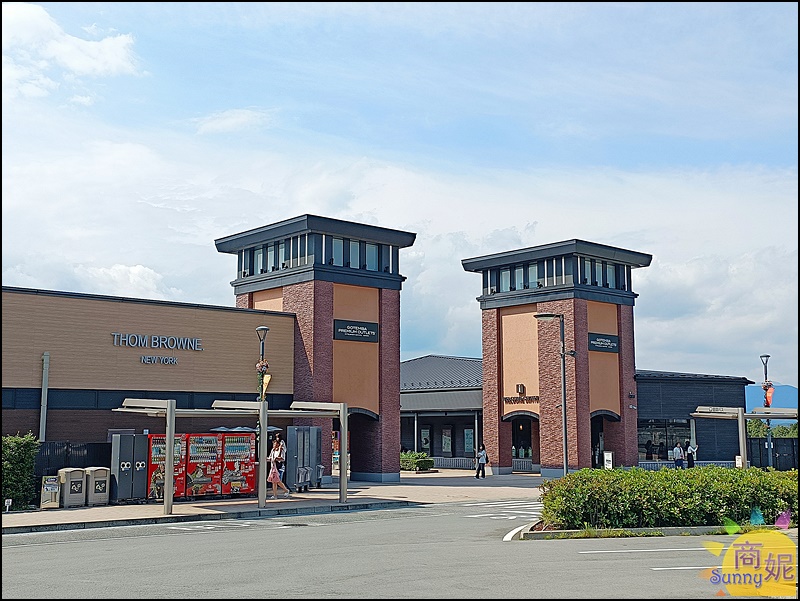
[85,467,111,506]
[58,468,86,508]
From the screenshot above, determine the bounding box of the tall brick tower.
[216,215,416,482]
[462,240,651,478]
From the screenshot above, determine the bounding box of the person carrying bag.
[267,438,292,498]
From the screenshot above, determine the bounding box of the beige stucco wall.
[332,284,379,413]
[587,300,620,414]
[499,304,540,418]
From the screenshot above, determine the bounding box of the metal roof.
[635,370,754,385]
[215,214,417,254]
[462,239,652,272]
[400,355,483,391]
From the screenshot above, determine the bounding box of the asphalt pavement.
[2,469,545,534]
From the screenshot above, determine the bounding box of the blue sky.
[3,2,798,388]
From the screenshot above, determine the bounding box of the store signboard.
[588,333,619,353]
[333,320,379,343]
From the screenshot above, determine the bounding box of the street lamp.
[759,354,773,468]
[535,313,576,477]
[256,326,269,401]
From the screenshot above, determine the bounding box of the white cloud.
[194,109,275,135]
[2,2,797,389]
[2,2,139,101]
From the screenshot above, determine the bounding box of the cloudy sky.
[3,2,797,387]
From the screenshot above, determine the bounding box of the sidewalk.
[2,470,545,534]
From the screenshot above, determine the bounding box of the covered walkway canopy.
[113,399,347,514]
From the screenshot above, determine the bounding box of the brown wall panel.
[253,288,284,312]
[499,304,540,418]
[587,300,618,335]
[333,284,379,322]
[333,340,379,414]
[2,290,294,394]
[588,351,621,414]
[586,300,621,415]
[331,284,379,413]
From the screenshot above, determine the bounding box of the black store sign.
[334,319,379,343]
[588,333,619,353]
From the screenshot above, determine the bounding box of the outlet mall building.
[2,214,748,480]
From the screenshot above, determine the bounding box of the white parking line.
[578,547,709,554]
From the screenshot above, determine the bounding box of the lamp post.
[256,325,269,509]
[535,313,576,477]
[759,354,773,468]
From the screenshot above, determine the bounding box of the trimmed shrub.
[539,466,798,530]
[2,432,41,511]
[400,451,432,471]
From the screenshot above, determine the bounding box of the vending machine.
[221,433,256,495]
[147,434,187,500]
[185,433,222,497]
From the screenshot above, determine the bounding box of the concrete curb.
[2,500,413,535]
[521,523,799,540]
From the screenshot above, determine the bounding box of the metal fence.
[747,437,798,470]
[34,441,112,479]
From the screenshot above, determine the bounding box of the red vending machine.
[185,433,222,497]
[221,433,256,495]
[147,434,187,500]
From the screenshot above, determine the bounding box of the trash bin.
[85,467,111,506]
[58,467,86,508]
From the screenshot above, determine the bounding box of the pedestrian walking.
[475,443,488,479]
[273,432,287,479]
[268,438,291,498]
[673,441,685,469]
[685,440,698,468]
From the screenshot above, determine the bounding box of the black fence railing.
[34,441,112,478]
[747,437,798,470]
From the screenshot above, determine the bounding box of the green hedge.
[2,432,41,511]
[539,466,798,530]
[400,451,434,471]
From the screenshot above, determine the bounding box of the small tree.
[1,432,40,510]
[747,419,768,438]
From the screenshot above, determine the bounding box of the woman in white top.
[685,441,698,468]
[475,443,488,479]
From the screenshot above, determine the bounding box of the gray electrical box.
[85,467,111,506]
[111,434,149,502]
[58,468,86,508]
[286,426,323,492]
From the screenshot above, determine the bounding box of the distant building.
[400,355,751,469]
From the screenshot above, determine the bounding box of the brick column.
[282,281,335,474]
[482,308,512,474]
[536,299,585,476]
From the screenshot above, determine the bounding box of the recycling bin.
[58,467,86,508]
[85,467,111,506]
